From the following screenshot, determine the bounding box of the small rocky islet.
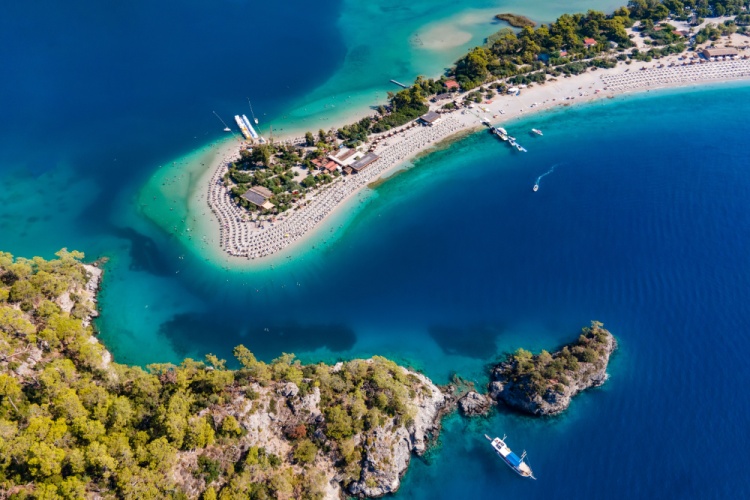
[0,250,615,498]
[488,322,617,416]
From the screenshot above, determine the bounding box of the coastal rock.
[291,386,322,418]
[407,370,447,455]
[81,264,103,325]
[488,381,504,400]
[277,381,299,398]
[348,425,411,497]
[347,368,448,497]
[489,322,617,416]
[457,391,492,416]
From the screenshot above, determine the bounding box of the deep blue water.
[3,0,750,497]
[96,86,750,498]
[117,86,750,498]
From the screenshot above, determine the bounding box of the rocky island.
[489,322,617,416]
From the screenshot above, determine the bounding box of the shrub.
[197,455,221,484]
[293,439,318,465]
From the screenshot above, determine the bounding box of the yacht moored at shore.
[490,126,509,141]
[485,434,535,479]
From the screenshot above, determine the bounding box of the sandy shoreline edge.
[180,56,750,267]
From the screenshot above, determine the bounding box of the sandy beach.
[194,50,750,264]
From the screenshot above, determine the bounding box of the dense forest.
[327,0,750,145]
[0,251,441,499]
[453,0,749,88]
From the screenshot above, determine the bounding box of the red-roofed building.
[323,160,338,173]
[583,37,597,48]
[444,79,460,90]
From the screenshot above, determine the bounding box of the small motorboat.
[533,184,539,192]
[531,128,543,136]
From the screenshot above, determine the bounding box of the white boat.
[213,111,234,134]
[491,127,509,141]
[485,434,535,479]
[533,184,539,192]
[248,98,260,125]
[532,128,543,136]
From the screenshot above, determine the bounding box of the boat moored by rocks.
[485,434,535,479]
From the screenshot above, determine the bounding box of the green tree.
[27,441,66,478]
[145,437,176,471]
[85,441,117,476]
[0,372,23,412]
[52,388,88,422]
[108,396,134,429]
[324,405,353,441]
[233,345,271,380]
[9,279,35,303]
[293,439,318,464]
[250,144,272,167]
[185,416,215,449]
[220,415,242,437]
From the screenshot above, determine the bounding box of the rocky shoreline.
[1,250,622,497]
[168,362,453,499]
[346,370,450,497]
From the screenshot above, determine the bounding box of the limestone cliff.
[347,370,447,497]
[169,365,449,499]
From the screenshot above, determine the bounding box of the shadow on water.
[428,324,503,359]
[159,313,357,361]
[112,226,172,276]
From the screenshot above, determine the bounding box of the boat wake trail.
[533,163,562,192]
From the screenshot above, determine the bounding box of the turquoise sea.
[3,1,750,498]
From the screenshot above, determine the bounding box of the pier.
[390,79,408,88]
